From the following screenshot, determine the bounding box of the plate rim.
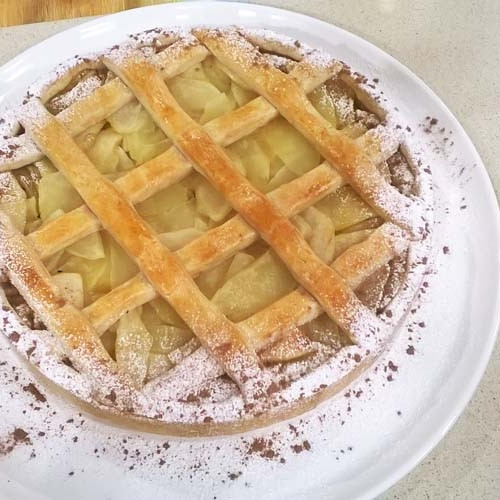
[0,2,499,499]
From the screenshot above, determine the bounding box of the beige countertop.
[0,1,499,498]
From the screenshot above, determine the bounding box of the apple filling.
[3,54,411,386]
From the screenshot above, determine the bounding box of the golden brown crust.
[15,36,367,263]
[74,161,347,335]
[81,221,404,354]
[28,205,100,259]
[242,223,407,350]
[104,50,383,342]
[155,37,210,78]
[26,93,285,260]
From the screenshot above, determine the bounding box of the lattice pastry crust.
[0,27,432,435]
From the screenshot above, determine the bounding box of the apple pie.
[0,27,432,435]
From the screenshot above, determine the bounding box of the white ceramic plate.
[0,3,499,499]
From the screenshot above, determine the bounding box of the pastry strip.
[45,123,397,334]
[0,34,338,173]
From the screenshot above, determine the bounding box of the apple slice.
[107,100,152,134]
[168,76,221,119]
[51,272,84,309]
[181,63,209,82]
[87,128,123,174]
[196,258,232,299]
[66,231,105,260]
[105,233,138,288]
[202,57,232,93]
[25,196,38,222]
[231,81,257,107]
[35,159,57,178]
[199,92,236,124]
[100,328,116,359]
[258,117,320,175]
[303,206,336,264]
[308,84,338,127]
[225,252,255,280]
[60,246,110,305]
[229,137,270,190]
[116,308,153,386]
[316,185,376,232]
[324,79,356,127]
[44,250,64,274]
[38,172,83,221]
[74,121,105,151]
[149,325,193,355]
[195,177,232,222]
[212,250,296,321]
[122,126,170,164]
[138,185,195,232]
[149,297,186,329]
[137,183,189,218]
[265,166,296,193]
[147,353,173,380]
[15,166,41,199]
[303,314,345,347]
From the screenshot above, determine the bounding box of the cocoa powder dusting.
[247,438,279,460]
[0,25,443,493]
[23,383,47,403]
[0,428,31,457]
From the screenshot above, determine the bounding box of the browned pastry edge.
[10,332,381,437]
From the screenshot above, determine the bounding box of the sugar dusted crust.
[0,26,433,435]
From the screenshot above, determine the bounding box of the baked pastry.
[0,27,432,435]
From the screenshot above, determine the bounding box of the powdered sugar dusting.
[0,135,42,169]
[0,297,94,400]
[0,109,21,136]
[127,26,189,49]
[48,75,103,113]
[0,285,434,494]
[27,51,104,104]
[0,26,434,436]
[242,27,336,70]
